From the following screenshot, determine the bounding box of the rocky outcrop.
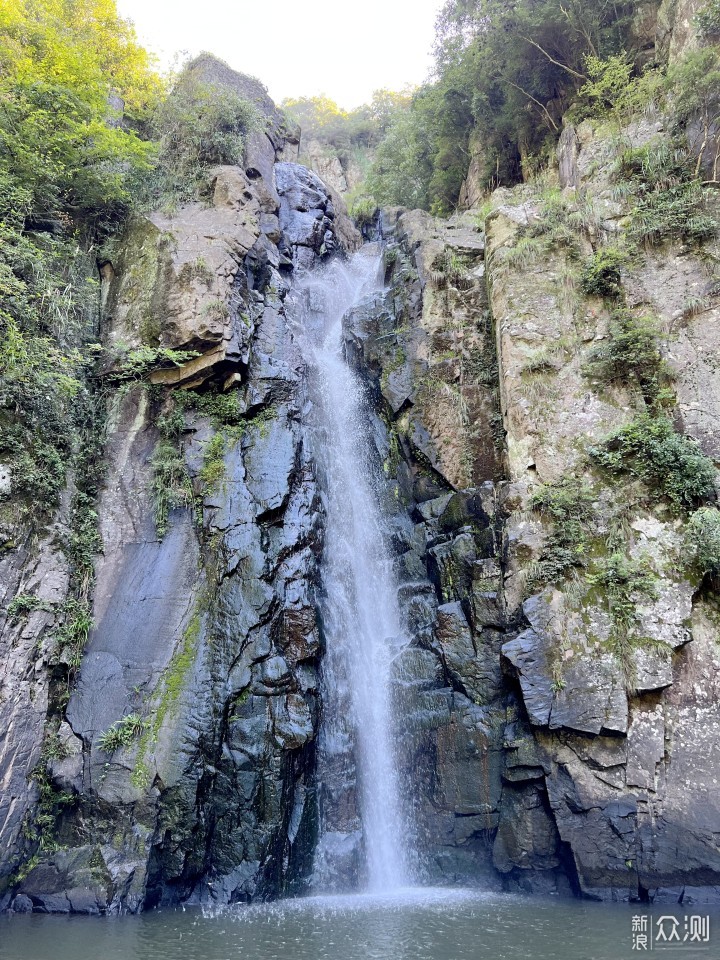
[658,0,705,61]
[478,117,720,898]
[339,102,719,900]
[187,53,301,163]
[0,62,355,915]
[300,140,368,197]
[458,132,490,210]
[0,525,71,895]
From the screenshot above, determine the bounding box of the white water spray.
[288,247,411,892]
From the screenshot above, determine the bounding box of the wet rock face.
[0,69,352,914]
[339,216,514,889]
[348,191,720,904]
[0,529,71,894]
[276,162,361,268]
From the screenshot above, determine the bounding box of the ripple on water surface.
[1,888,716,960]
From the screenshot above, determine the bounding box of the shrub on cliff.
[590,414,717,511]
[579,248,626,299]
[526,478,596,588]
[146,72,259,207]
[582,311,670,406]
[696,0,720,37]
[349,195,378,228]
[616,141,718,247]
[686,507,720,576]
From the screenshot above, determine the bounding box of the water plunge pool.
[2,887,714,960]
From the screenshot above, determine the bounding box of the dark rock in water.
[11,894,33,913]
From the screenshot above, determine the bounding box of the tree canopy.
[0,0,163,225]
[282,90,412,159]
[365,0,654,213]
[0,0,165,521]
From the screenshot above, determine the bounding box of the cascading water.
[287,246,411,893]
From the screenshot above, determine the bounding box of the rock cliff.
[344,113,720,902]
[1,32,719,915]
[0,61,361,913]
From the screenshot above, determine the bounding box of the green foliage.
[0,1,161,526]
[583,311,669,405]
[97,713,149,753]
[369,0,645,210]
[505,190,596,270]
[667,49,720,181]
[53,598,93,670]
[154,611,201,727]
[575,54,633,118]
[282,89,411,160]
[588,552,657,628]
[529,191,594,245]
[466,334,500,386]
[349,195,378,228]
[366,107,435,210]
[6,594,53,622]
[616,141,718,246]
[22,729,77,856]
[686,507,720,577]
[697,0,720,36]
[6,590,93,672]
[245,405,277,439]
[40,732,71,764]
[200,298,229,322]
[363,3,720,214]
[590,414,717,511]
[144,67,258,207]
[111,345,199,380]
[199,433,226,491]
[573,55,665,123]
[0,265,95,516]
[527,478,596,589]
[174,388,244,426]
[53,389,104,680]
[587,551,658,685]
[151,406,192,538]
[579,247,626,298]
[380,346,406,393]
[0,0,159,226]
[65,491,103,593]
[282,94,350,139]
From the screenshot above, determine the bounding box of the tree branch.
[504,80,559,132]
[520,35,587,81]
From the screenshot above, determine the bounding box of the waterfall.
[287,246,411,893]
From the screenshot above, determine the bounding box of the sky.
[116,0,445,109]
